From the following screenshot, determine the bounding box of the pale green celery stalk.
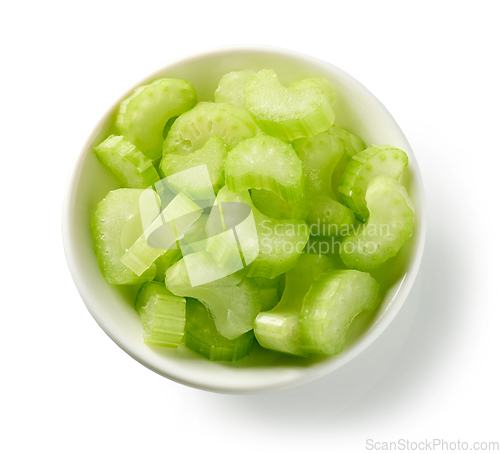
[254,253,334,356]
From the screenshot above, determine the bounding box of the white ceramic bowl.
[63,46,426,394]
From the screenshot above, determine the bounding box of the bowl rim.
[62,44,426,394]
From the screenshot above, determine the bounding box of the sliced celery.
[341,176,414,270]
[293,130,356,235]
[185,298,254,361]
[225,134,306,203]
[328,125,366,201]
[289,77,336,109]
[178,213,210,255]
[244,69,335,141]
[339,145,408,222]
[116,78,197,162]
[251,276,281,311]
[164,251,278,339]
[254,253,335,356]
[163,102,258,155]
[214,70,256,108]
[206,187,309,279]
[156,164,216,212]
[299,269,380,355]
[92,189,156,285]
[93,135,159,189]
[138,187,163,233]
[162,116,177,139]
[251,187,311,221]
[160,136,228,194]
[120,193,202,276]
[135,281,186,348]
[328,124,366,156]
[154,249,182,282]
[204,187,257,274]
[250,211,309,279]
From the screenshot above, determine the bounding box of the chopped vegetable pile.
[91,69,414,362]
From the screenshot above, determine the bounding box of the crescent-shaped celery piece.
[116,78,197,162]
[254,253,335,356]
[214,70,256,108]
[93,135,159,189]
[159,136,228,194]
[244,69,335,141]
[339,145,408,222]
[299,269,380,355]
[340,175,414,270]
[185,298,254,361]
[225,134,306,203]
[162,102,258,155]
[135,281,186,348]
[293,131,355,233]
[205,187,310,279]
[91,189,156,285]
[164,251,278,339]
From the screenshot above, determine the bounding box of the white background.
[2,1,499,452]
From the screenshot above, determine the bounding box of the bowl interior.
[64,47,425,393]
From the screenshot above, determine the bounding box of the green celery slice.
[135,281,186,348]
[206,187,309,279]
[160,136,228,194]
[293,130,355,233]
[154,249,182,282]
[254,253,335,356]
[225,134,305,203]
[328,124,366,156]
[93,135,159,189]
[328,125,366,201]
[165,250,278,339]
[162,102,258,155]
[249,210,310,279]
[185,298,254,361]
[92,189,156,285]
[162,116,178,139]
[156,164,217,210]
[177,213,211,257]
[289,77,336,109]
[120,193,202,276]
[116,78,197,162]
[299,269,380,355]
[214,70,256,108]
[251,187,311,221]
[341,175,414,270]
[244,69,335,141]
[204,188,258,273]
[339,144,408,222]
[251,276,282,311]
